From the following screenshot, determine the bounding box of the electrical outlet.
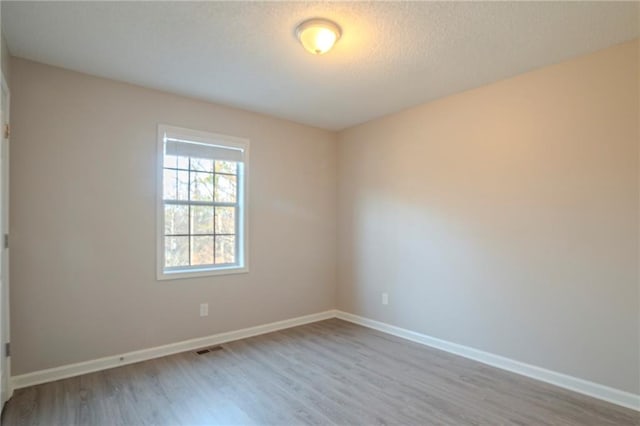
[200,303,209,317]
[382,292,389,305]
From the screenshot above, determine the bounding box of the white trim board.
[11,310,337,391]
[335,310,640,412]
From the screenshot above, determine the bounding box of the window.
[157,125,249,280]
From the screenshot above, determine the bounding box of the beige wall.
[337,40,639,394]
[9,58,337,375]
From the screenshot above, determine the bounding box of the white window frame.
[156,124,249,280]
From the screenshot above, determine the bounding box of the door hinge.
[5,342,9,358]
[4,234,8,249]
[3,124,8,140]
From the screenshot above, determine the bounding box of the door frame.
[0,70,11,407]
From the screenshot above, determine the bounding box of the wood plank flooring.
[2,319,638,425]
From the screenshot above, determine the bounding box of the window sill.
[157,265,248,281]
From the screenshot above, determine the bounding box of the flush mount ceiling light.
[295,18,342,55]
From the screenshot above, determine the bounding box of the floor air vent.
[195,346,223,355]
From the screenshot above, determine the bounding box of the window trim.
[156,124,250,281]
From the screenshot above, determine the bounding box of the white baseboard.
[335,310,640,412]
[11,310,337,390]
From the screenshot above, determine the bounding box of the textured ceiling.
[2,1,639,130]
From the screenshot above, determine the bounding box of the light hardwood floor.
[2,319,638,425]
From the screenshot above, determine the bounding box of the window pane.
[161,130,246,276]
[163,169,177,200]
[164,204,189,235]
[164,154,177,169]
[191,236,214,266]
[177,170,189,201]
[191,206,214,234]
[215,174,237,202]
[215,160,237,174]
[177,156,190,170]
[191,158,213,172]
[165,236,189,267]
[215,235,235,264]
[215,206,235,234]
[190,172,214,202]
